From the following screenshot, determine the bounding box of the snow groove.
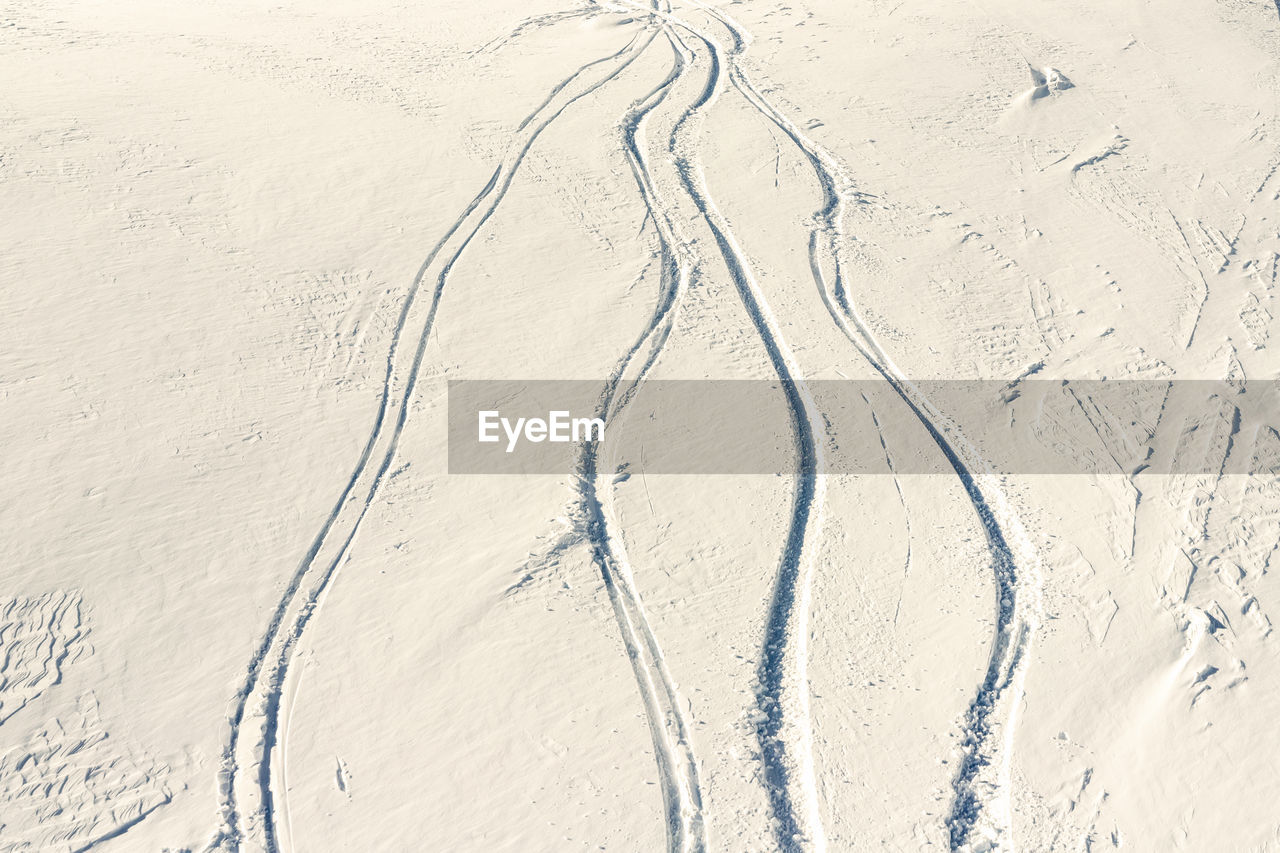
[2,692,172,853]
[209,18,658,853]
[575,19,706,853]
[685,4,1046,850]
[213,4,1046,851]
[618,5,833,849]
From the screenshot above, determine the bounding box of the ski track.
[575,14,707,852]
[210,18,659,852]
[472,5,601,56]
[616,4,833,850]
[678,3,1046,850]
[862,394,913,628]
[211,2,1047,851]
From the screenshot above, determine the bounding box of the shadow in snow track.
[687,3,1045,850]
[619,5,833,850]
[573,26,708,853]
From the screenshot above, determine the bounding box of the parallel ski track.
[575,16,707,852]
[619,4,833,849]
[684,4,1046,850]
[212,2,1047,850]
[209,21,659,852]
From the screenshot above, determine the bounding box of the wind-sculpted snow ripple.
[1,693,171,853]
[0,590,91,726]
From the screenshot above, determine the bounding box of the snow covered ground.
[3,0,1280,850]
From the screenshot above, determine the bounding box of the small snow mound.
[1028,64,1074,100]
[1043,66,1074,90]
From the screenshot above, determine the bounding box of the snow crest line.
[208,19,656,853]
[685,3,1046,850]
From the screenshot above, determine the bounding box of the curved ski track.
[213,3,1047,852]
[575,18,707,853]
[210,20,662,853]
[679,4,1046,851]
[615,5,835,849]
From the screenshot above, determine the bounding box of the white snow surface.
[3,0,1280,851]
